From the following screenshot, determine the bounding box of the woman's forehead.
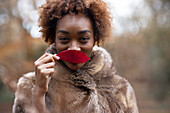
[56,14,93,31]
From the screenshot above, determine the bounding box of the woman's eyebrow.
[78,30,91,34]
[57,30,70,34]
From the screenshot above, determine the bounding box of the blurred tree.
[104,1,170,112]
[0,0,47,93]
[142,0,170,101]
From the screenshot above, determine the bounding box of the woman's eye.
[59,37,69,42]
[80,37,90,42]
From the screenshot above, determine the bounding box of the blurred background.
[0,0,170,113]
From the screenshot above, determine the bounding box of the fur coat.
[13,45,139,113]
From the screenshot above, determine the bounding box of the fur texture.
[13,45,139,113]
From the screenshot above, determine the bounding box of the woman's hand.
[34,53,60,95]
[32,53,59,113]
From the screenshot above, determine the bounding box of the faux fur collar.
[46,45,115,76]
[45,45,116,91]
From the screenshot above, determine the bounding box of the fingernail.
[56,56,60,59]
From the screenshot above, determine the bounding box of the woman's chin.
[64,61,84,70]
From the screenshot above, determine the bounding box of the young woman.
[13,0,139,113]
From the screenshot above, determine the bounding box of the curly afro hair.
[38,0,112,45]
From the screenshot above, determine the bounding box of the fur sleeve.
[12,72,35,113]
[124,83,139,113]
[111,74,139,113]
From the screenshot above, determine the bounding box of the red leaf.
[57,50,90,63]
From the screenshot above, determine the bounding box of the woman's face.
[55,14,94,70]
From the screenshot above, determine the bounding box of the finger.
[34,53,49,66]
[53,54,60,61]
[40,68,55,76]
[37,62,55,70]
[36,54,55,66]
[46,54,55,63]
[35,53,48,62]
